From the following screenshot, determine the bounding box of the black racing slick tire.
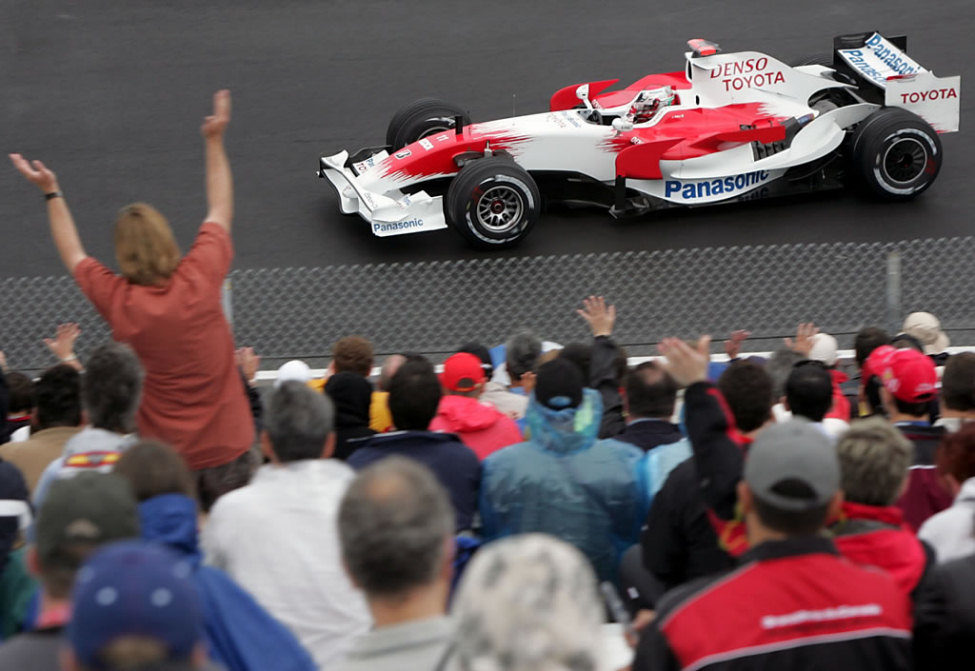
[849,108,942,200]
[445,158,540,249]
[385,98,471,150]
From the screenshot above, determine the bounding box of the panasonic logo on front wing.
[373,218,425,233]
[665,170,770,200]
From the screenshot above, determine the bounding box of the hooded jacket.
[831,501,932,596]
[480,389,647,581]
[429,395,523,460]
[139,494,316,671]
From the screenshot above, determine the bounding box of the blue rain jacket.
[138,494,316,671]
[480,389,648,581]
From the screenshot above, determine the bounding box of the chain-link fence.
[3,237,974,371]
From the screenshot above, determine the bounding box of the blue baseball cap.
[67,540,204,669]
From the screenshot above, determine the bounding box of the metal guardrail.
[2,237,973,372]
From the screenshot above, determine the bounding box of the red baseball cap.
[441,352,486,392]
[866,345,937,403]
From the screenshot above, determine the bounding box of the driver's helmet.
[629,86,676,123]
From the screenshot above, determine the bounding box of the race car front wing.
[319,150,448,237]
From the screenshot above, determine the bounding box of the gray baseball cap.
[744,420,839,512]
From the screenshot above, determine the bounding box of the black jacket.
[913,552,975,669]
[641,458,734,591]
[590,335,626,439]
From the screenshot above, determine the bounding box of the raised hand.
[724,329,751,360]
[201,89,232,139]
[9,153,59,192]
[43,322,81,362]
[785,322,819,357]
[659,335,711,387]
[576,295,616,338]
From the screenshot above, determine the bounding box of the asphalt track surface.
[2,0,973,279]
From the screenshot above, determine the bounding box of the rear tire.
[446,158,540,249]
[385,98,471,150]
[849,108,942,199]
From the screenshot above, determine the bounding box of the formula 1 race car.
[320,32,960,248]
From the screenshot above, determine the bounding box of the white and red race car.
[320,32,960,248]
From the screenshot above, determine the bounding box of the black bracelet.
[44,191,63,201]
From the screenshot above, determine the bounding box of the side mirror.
[576,83,590,101]
[612,117,634,132]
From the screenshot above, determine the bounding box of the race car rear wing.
[832,31,960,132]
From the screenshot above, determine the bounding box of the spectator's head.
[936,423,975,487]
[765,349,805,401]
[866,346,938,419]
[902,311,950,356]
[452,534,603,671]
[332,336,374,377]
[624,361,677,420]
[114,440,195,503]
[505,331,542,385]
[836,417,913,506]
[784,361,833,423]
[808,332,839,368]
[376,354,406,392]
[534,358,584,411]
[558,342,592,382]
[82,343,143,434]
[718,361,773,434]
[854,327,890,369]
[440,352,486,398]
[740,420,841,538]
[388,358,441,431]
[941,353,975,416]
[32,472,139,601]
[5,371,35,416]
[263,381,335,462]
[114,203,180,287]
[35,364,83,431]
[64,541,205,671]
[339,457,454,610]
[325,372,373,428]
[457,342,494,382]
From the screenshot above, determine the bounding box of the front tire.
[849,108,942,200]
[446,158,540,249]
[386,98,471,150]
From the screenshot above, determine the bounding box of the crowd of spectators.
[2,90,975,670]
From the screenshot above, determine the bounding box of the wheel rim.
[475,185,524,234]
[882,137,927,184]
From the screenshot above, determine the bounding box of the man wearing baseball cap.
[429,352,522,460]
[0,472,139,669]
[62,540,220,671]
[865,345,950,530]
[634,421,912,671]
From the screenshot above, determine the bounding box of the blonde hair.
[114,203,180,286]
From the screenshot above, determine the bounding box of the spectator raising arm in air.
[8,154,88,273]
[203,89,233,231]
